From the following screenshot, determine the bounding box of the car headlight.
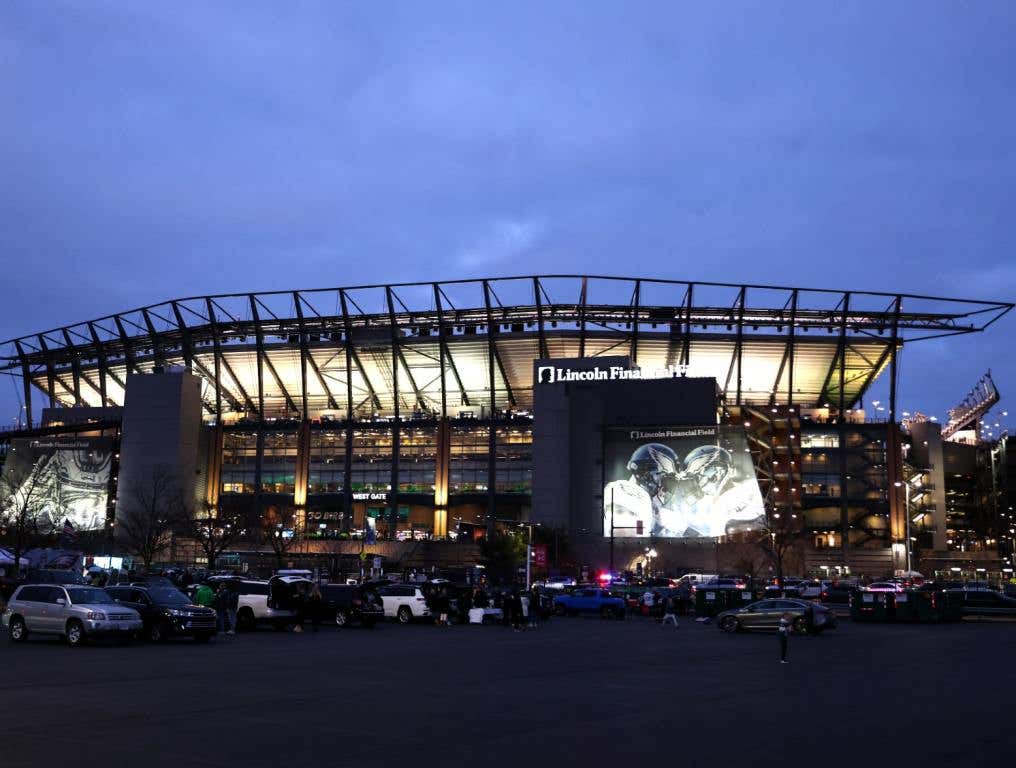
[164,609,184,617]
[87,611,107,620]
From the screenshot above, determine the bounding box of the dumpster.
[909,589,938,622]
[694,587,729,617]
[891,592,916,622]
[935,589,964,622]
[850,590,893,621]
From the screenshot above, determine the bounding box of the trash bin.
[891,591,916,622]
[910,590,938,622]
[935,590,963,622]
[694,587,727,617]
[851,590,893,621]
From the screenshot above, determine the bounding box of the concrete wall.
[115,371,204,525]
[910,421,948,551]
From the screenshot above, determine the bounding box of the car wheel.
[148,622,166,643]
[66,620,85,647]
[334,610,349,627]
[9,616,28,642]
[397,606,412,624]
[792,616,808,635]
[719,615,740,633]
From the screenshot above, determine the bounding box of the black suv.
[107,585,217,642]
[320,584,385,628]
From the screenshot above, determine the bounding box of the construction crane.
[942,371,999,441]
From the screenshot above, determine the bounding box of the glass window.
[17,586,45,602]
[801,432,839,449]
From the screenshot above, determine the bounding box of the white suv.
[3,584,142,646]
[377,584,431,623]
[227,579,297,631]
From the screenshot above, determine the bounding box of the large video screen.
[603,425,765,538]
[2,437,112,531]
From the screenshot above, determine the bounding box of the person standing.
[195,581,215,609]
[642,589,654,617]
[661,594,678,627]
[308,583,323,633]
[223,581,238,635]
[529,585,541,628]
[778,612,791,664]
[214,583,229,635]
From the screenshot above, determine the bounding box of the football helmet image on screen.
[603,427,764,538]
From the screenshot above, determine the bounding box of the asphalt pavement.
[2,616,1012,768]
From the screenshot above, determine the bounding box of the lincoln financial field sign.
[537,364,687,385]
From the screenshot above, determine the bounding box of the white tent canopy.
[0,548,30,566]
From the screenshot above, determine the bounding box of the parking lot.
[3,616,1013,768]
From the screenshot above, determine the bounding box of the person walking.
[529,585,541,628]
[778,612,791,664]
[661,594,678,627]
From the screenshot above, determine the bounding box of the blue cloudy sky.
[1,1,1014,428]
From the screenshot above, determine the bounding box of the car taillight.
[353,599,362,606]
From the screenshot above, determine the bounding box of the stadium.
[1,275,1011,576]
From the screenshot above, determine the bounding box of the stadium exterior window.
[309,429,345,494]
[800,432,839,449]
[398,427,437,494]
[450,424,488,494]
[351,426,392,492]
[262,431,298,493]
[221,430,257,495]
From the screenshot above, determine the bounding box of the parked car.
[716,598,837,635]
[948,588,1016,617]
[215,579,298,631]
[2,584,142,646]
[820,582,857,604]
[674,573,718,587]
[320,583,385,627]
[553,587,625,618]
[21,569,87,586]
[377,584,431,623]
[797,580,824,599]
[107,585,217,642]
[764,578,804,597]
[863,582,903,593]
[701,577,748,590]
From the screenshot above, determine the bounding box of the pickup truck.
[553,588,625,618]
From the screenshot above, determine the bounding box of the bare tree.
[117,465,187,572]
[180,502,246,572]
[0,458,51,578]
[256,503,304,569]
[721,532,769,586]
[758,511,804,590]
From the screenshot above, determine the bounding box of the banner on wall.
[602,426,765,539]
[2,438,112,532]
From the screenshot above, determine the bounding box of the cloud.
[457,217,547,269]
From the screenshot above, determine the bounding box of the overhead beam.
[533,277,549,359]
[433,285,469,407]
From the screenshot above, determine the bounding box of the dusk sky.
[1,2,1014,428]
